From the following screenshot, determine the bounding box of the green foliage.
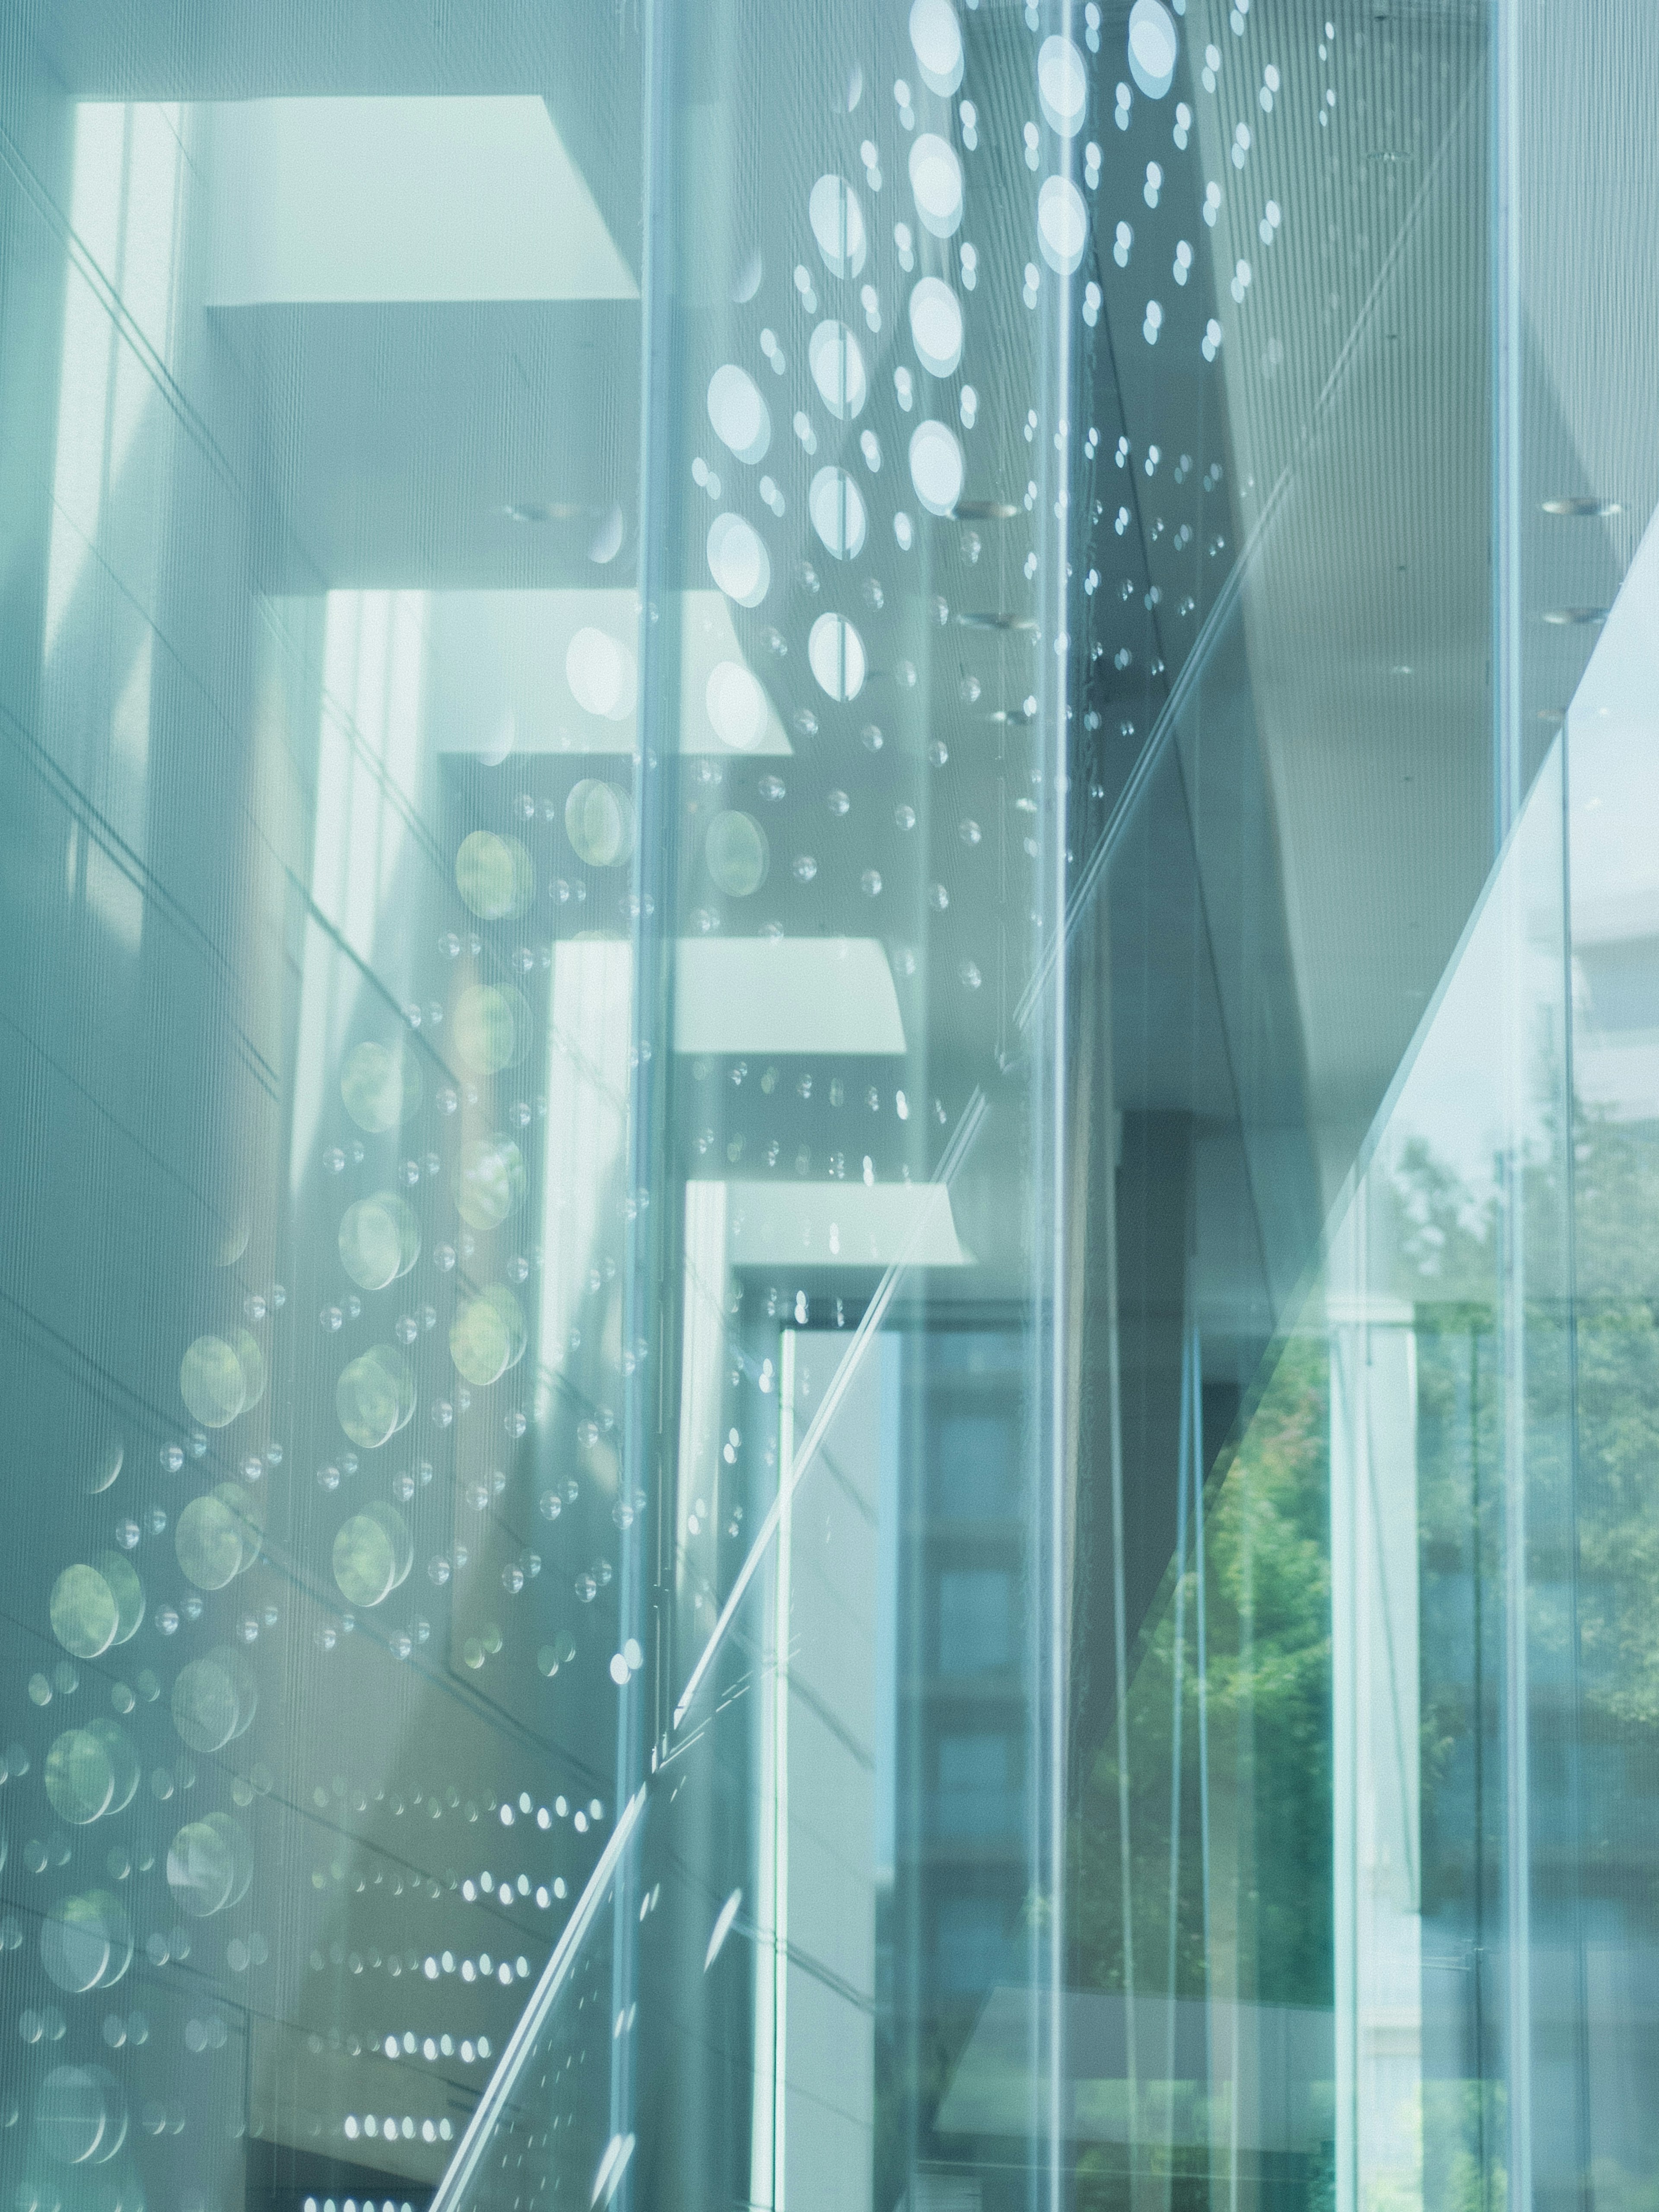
[1397,1096,1659,1928]
[1067,1333,1332,2011]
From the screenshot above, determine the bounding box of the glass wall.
[0,5,1651,2212]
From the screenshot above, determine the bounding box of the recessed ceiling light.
[1541,497,1621,516]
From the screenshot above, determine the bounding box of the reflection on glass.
[1,6,1653,2212]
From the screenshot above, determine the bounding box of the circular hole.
[909,134,963,238]
[808,175,868,280]
[1037,175,1088,274]
[1128,0,1178,98]
[706,365,771,465]
[807,323,869,420]
[1038,36,1088,136]
[707,513,772,606]
[705,811,771,897]
[908,277,964,378]
[705,661,772,752]
[564,780,638,867]
[807,467,868,559]
[909,420,966,516]
[807,614,868,702]
[909,0,964,95]
[565,629,637,721]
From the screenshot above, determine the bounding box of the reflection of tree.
[1395,1098,1659,1939]
[1061,1339,1332,2209]
[1388,1129,1502,1936]
[1055,1090,1659,2208]
[1390,1094,1659,2209]
[1066,1333,1332,2011]
[1564,1109,1659,1764]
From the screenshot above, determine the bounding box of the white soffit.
[711,1180,970,1268]
[673,938,906,1057]
[203,96,637,305]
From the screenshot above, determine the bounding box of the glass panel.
[19,7,1654,2212]
[1326,744,1569,2212]
[0,21,652,2209]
